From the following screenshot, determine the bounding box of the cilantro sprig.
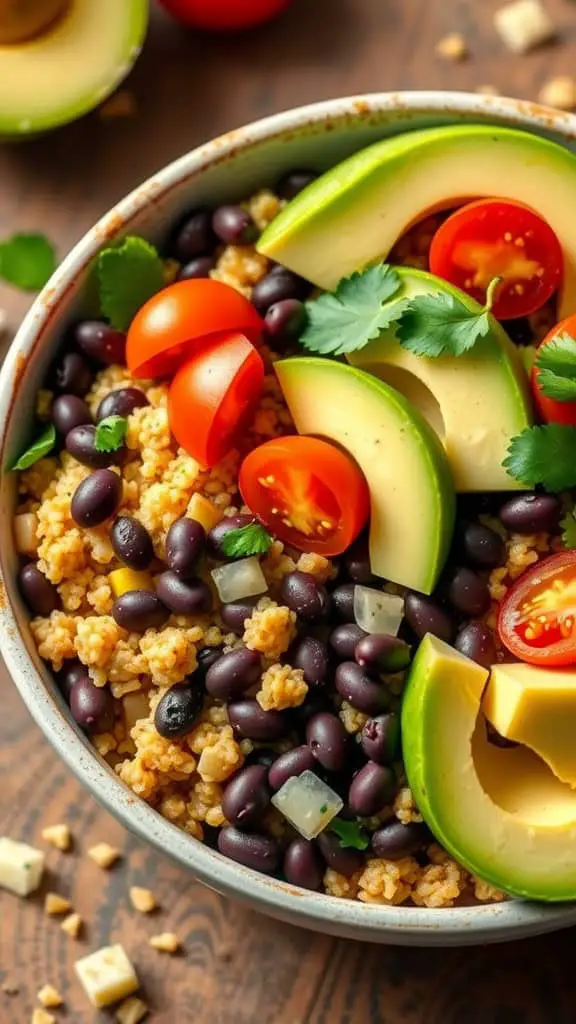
[94,416,128,454]
[0,233,56,292]
[329,818,369,851]
[220,522,273,558]
[395,276,501,358]
[11,424,56,471]
[535,333,576,402]
[97,236,165,332]
[503,424,576,492]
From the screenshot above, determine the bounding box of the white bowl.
[2,91,576,946]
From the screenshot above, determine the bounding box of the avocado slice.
[275,357,455,594]
[348,268,532,492]
[258,124,576,320]
[0,0,148,137]
[402,634,576,901]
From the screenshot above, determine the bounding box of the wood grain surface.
[1,1,576,1020]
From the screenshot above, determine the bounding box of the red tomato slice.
[429,199,563,320]
[239,436,370,556]
[159,0,291,30]
[126,279,263,379]
[498,551,576,666]
[168,331,264,468]
[531,314,576,426]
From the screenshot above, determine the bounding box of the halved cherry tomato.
[159,0,292,30]
[531,314,576,426]
[498,551,576,666]
[239,436,370,556]
[126,279,263,379]
[429,199,563,320]
[168,331,264,467]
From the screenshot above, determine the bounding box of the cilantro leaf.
[503,425,576,492]
[11,424,56,471]
[97,235,165,331]
[329,818,369,851]
[220,523,273,558]
[561,509,576,549]
[535,333,576,401]
[298,264,404,356]
[396,292,492,358]
[0,234,56,291]
[94,415,128,454]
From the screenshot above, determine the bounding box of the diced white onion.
[14,512,39,556]
[211,557,268,604]
[122,692,150,733]
[354,586,404,636]
[271,770,343,840]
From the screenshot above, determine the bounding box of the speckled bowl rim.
[3,91,576,946]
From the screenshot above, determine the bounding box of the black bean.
[196,645,224,675]
[220,597,258,634]
[460,522,505,569]
[330,583,356,623]
[404,592,455,643]
[329,623,367,661]
[268,745,316,791]
[75,321,127,366]
[173,208,216,261]
[246,747,277,771]
[280,571,330,621]
[18,563,59,616]
[277,169,318,200]
[343,535,377,585]
[264,299,306,342]
[361,713,400,766]
[177,255,216,280]
[316,831,363,877]
[65,424,125,469]
[447,567,491,618]
[371,820,430,861]
[112,590,170,632]
[164,516,206,577]
[217,827,280,874]
[111,516,154,570]
[71,469,122,527]
[454,622,497,669]
[70,677,115,733]
[499,494,561,535]
[251,269,310,314]
[51,394,92,434]
[96,387,149,422]
[283,838,323,890]
[289,636,329,687]
[207,514,255,560]
[212,205,258,245]
[354,634,411,673]
[155,572,213,616]
[348,762,397,816]
[306,712,347,772]
[222,765,270,830]
[334,662,389,716]
[58,659,87,701]
[205,648,262,701]
[229,700,290,741]
[154,681,204,738]
[53,351,94,396]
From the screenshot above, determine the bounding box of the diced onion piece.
[271,770,343,840]
[122,692,150,733]
[354,586,404,636]
[14,512,39,556]
[211,557,268,604]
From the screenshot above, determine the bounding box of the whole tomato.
[158,0,292,31]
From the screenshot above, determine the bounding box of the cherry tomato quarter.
[126,278,263,379]
[498,551,576,666]
[429,199,563,320]
[239,435,370,556]
[168,331,264,468]
[158,0,292,31]
[531,314,576,426]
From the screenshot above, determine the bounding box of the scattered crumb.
[2,980,19,995]
[75,945,139,1009]
[88,842,121,869]
[538,75,576,110]
[129,886,157,914]
[44,892,72,916]
[494,0,556,54]
[37,985,63,1009]
[435,32,468,61]
[41,824,71,852]
[99,90,137,120]
[61,912,82,938]
[116,996,149,1024]
[475,84,500,96]
[149,932,181,954]
[32,1010,55,1024]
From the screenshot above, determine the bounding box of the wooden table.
[2,1,576,1019]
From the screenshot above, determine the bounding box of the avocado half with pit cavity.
[258,124,576,320]
[0,0,148,138]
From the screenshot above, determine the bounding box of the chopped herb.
[561,508,576,549]
[0,233,56,291]
[329,818,370,851]
[11,424,56,471]
[220,522,273,558]
[503,424,576,492]
[535,333,576,402]
[97,235,165,331]
[319,803,328,814]
[395,276,501,359]
[94,415,128,454]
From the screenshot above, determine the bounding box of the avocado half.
[0,0,148,137]
[258,124,576,320]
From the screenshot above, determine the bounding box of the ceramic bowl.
[2,91,576,946]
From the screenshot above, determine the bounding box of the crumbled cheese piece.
[61,912,82,938]
[0,837,44,896]
[37,985,63,1008]
[88,842,121,868]
[41,823,72,851]
[32,1010,55,1024]
[272,771,343,840]
[75,945,139,1008]
[494,0,555,54]
[116,996,149,1024]
[538,75,576,110]
[149,932,181,954]
[435,32,468,61]
[44,892,72,915]
[129,886,156,913]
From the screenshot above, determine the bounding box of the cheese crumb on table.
[37,985,63,1008]
[494,0,555,54]
[88,842,122,868]
[116,996,149,1024]
[149,932,181,954]
[75,944,139,1008]
[0,837,44,896]
[538,75,576,110]
[32,1009,55,1024]
[44,892,72,915]
[61,912,82,938]
[435,32,468,61]
[41,824,71,852]
[129,886,157,913]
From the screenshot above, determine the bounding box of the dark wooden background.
[2,1,576,1020]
